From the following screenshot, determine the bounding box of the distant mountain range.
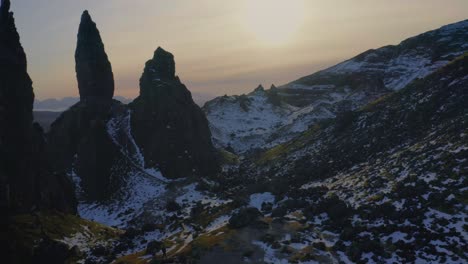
[34,96,131,111]
[34,92,214,112]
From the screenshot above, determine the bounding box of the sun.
[245,0,305,45]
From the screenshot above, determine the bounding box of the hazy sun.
[245,0,305,45]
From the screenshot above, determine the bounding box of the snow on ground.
[176,183,232,218]
[249,192,275,210]
[326,52,451,91]
[252,241,289,264]
[78,170,167,227]
[206,90,347,152]
[58,225,116,264]
[382,231,415,243]
[206,92,288,152]
[205,18,467,153]
[205,215,230,233]
[107,110,170,182]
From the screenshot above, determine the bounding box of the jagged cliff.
[0,0,75,215]
[130,47,219,179]
[1,1,76,262]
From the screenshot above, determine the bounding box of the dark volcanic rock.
[0,0,76,214]
[47,11,126,201]
[144,47,176,83]
[130,47,219,178]
[75,10,114,105]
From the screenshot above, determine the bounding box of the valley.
[1,1,467,263]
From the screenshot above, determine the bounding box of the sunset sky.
[11,0,468,100]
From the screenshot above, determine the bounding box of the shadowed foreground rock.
[0,0,75,215]
[1,1,76,262]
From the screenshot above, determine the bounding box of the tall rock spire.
[0,0,34,184]
[0,0,76,214]
[75,10,114,104]
[0,0,25,65]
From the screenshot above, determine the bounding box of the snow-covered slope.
[67,109,235,261]
[204,19,468,153]
[315,21,468,90]
[204,86,351,153]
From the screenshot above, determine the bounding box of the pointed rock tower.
[130,47,219,178]
[47,11,123,201]
[75,10,114,105]
[0,0,76,214]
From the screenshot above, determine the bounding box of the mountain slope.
[106,53,468,264]
[231,53,468,263]
[204,19,468,153]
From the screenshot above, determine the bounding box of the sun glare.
[245,0,305,45]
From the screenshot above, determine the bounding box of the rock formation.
[75,10,114,105]
[130,47,219,178]
[48,11,122,201]
[0,0,75,214]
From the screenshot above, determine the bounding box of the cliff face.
[130,47,219,179]
[75,10,114,105]
[0,0,75,214]
[47,102,124,201]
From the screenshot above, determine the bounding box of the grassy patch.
[256,124,322,165]
[113,252,149,264]
[218,148,240,165]
[192,227,233,250]
[9,211,120,248]
[7,211,121,263]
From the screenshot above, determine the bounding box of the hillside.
[204,20,468,153]
[92,50,468,264]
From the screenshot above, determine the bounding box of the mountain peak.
[0,0,10,17]
[75,10,114,103]
[254,84,265,92]
[149,46,176,81]
[0,0,26,66]
[80,10,91,23]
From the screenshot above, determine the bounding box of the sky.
[10,0,468,100]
